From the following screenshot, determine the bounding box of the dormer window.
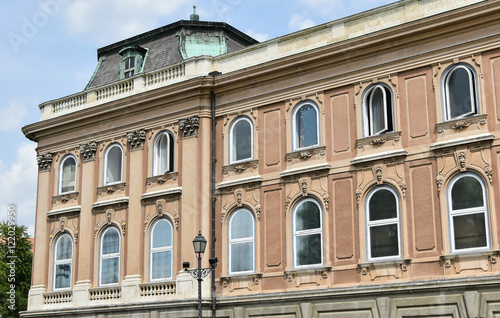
[123,57,135,78]
[119,46,147,80]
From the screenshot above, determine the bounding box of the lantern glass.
[193,231,207,255]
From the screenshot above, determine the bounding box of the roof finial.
[190,5,199,21]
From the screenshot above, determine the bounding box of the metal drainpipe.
[210,84,217,318]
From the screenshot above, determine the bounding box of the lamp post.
[186,231,217,318]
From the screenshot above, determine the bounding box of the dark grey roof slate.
[86,20,258,90]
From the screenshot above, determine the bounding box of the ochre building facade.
[22,0,500,317]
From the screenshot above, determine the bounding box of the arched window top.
[150,218,174,281]
[292,101,320,151]
[103,143,123,185]
[59,155,77,194]
[229,116,254,164]
[442,63,478,120]
[292,197,323,268]
[228,208,255,275]
[362,83,394,137]
[447,172,489,253]
[365,185,401,261]
[153,131,174,176]
[53,233,73,290]
[99,226,121,286]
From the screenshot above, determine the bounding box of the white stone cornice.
[430,133,495,151]
[350,150,407,165]
[140,187,182,200]
[91,197,129,209]
[216,176,263,189]
[279,163,331,178]
[47,206,81,217]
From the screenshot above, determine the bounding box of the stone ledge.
[91,197,129,209]
[280,163,331,178]
[47,206,81,217]
[216,176,263,189]
[350,149,407,165]
[430,133,495,150]
[141,187,182,200]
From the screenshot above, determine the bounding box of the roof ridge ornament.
[190,5,199,21]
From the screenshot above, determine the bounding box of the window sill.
[222,159,259,174]
[216,175,263,190]
[219,273,263,292]
[91,197,129,210]
[146,171,179,186]
[97,182,126,196]
[52,192,79,204]
[280,163,331,178]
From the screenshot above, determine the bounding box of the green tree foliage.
[0,221,33,317]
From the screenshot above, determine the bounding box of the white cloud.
[63,0,191,44]
[245,29,270,42]
[288,13,317,32]
[0,100,29,132]
[0,142,37,236]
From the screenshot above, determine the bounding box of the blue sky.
[0,0,395,236]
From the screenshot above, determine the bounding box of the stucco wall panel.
[331,93,351,154]
[263,188,284,270]
[409,163,439,255]
[262,107,282,169]
[406,75,430,139]
[331,176,357,263]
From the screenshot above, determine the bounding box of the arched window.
[153,131,174,176]
[228,208,255,275]
[59,155,77,194]
[443,64,478,120]
[229,117,253,164]
[363,84,394,136]
[447,172,489,252]
[99,227,121,286]
[366,186,401,261]
[292,101,320,151]
[103,144,123,185]
[53,233,73,290]
[150,219,174,281]
[292,198,323,268]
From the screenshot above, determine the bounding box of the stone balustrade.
[89,286,122,302]
[43,290,73,305]
[139,281,176,298]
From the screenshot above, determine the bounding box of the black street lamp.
[186,231,217,318]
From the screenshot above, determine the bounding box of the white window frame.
[99,227,121,286]
[58,155,77,194]
[123,56,135,78]
[443,64,478,121]
[362,84,394,137]
[365,185,402,262]
[292,197,323,269]
[153,131,174,176]
[291,101,320,151]
[103,143,124,186]
[53,233,73,290]
[149,218,174,281]
[229,116,254,164]
[447,172,490,254]
[228,208,255,275]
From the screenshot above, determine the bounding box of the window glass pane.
[101,257,119,285]
[370,87,385,134]
[230,211,253,239]
[106,146,122,184]
[451,176,483,210]
[230,242,253,272]
[152,251,172,279]
[295,201,321,231]
[155,134,169,175]
[448,68,473,118]
[296,104,318,148]
[61,157,76,193]
[370,224,399,258]
[55,264,71,289]
[453,213,487,250]
[56,235,72,260]
[369,189,397,221]
[233,120,252,161]
[102,229,120,254]
[152,221,172,248]
[296,233,321,266]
